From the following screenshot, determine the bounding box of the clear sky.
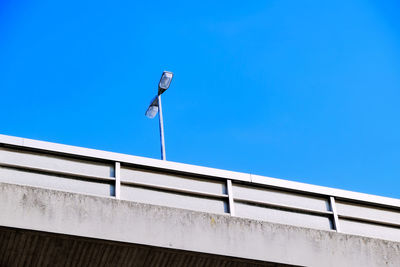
[1,0,400,198]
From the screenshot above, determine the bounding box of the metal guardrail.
[0,134,399,242]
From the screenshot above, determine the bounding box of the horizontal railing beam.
[338,214,400,229]
[121,180,229,200]
[234,197,334,217]
[0,162,115,182]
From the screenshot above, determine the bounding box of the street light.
[145,71,174,160]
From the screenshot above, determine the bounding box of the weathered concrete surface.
[0,182,399,267]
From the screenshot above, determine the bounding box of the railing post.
[115,162,121,199]
[227,179,235,216]
[330,196,340,232]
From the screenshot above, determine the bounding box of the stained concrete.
[0,182,399,267]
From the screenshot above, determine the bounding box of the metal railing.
[0,134,399,242]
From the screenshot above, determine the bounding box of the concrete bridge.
[0,134,399,266]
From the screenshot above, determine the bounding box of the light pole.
[145,71,173,160]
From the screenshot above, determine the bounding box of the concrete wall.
[0,182,399,267]
[3,143,400,243]
[2,134,400,243]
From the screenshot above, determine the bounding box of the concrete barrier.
[0,182,399,267]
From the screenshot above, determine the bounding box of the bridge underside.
[0,226,292,267]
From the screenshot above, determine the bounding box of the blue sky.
[1,0,400,198]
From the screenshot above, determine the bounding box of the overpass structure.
[0,134,399,266]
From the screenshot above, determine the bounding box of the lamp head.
[145,96,159,119]
[158,71,173,95]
